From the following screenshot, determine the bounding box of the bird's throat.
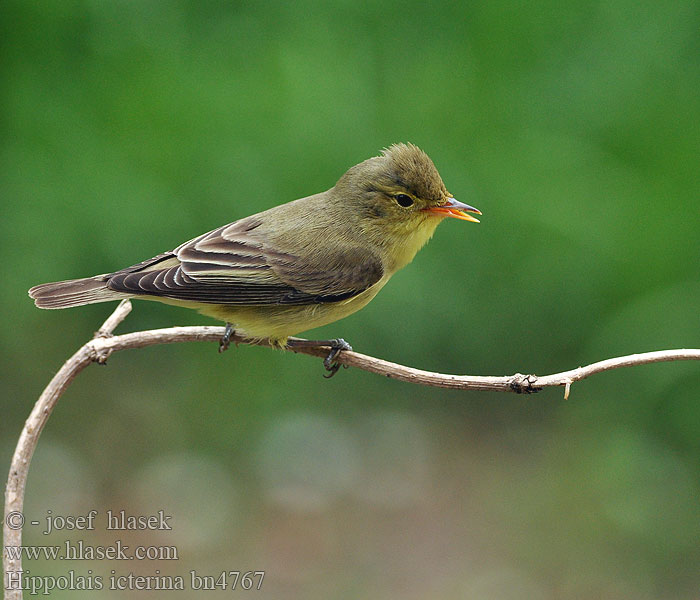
[384,216,443,273]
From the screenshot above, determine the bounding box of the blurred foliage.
[1,0,698,598]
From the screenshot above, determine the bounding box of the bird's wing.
[106,216,384,305]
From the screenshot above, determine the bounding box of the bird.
[29,143,480,375]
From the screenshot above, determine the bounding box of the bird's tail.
[29,275,129,309]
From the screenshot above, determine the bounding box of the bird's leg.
[219,323,236,353]
[287,338,353,378]
[321,339,353,376]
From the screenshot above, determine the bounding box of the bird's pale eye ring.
[394,193,414,208]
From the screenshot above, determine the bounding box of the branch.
[4,299,699,598]
[4,301,132,599]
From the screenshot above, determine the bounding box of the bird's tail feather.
[29,276,130,309]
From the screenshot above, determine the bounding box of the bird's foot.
[322,338,352,378]
[219,323,235,353]
[287,337,353,378]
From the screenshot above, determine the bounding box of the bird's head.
[336,142,480,226]
[334,143,480,267]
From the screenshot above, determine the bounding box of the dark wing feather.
[106,216,383,305]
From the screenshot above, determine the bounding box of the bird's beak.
[427,197,481,222]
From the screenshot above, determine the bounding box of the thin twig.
[4,299,700,598]
[4,301,132,600]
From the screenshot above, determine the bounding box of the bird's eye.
[395,194,414,207]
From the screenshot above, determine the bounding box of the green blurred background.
[2,0,699,598]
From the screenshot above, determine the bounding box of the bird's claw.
[219,323,235,353]
[322,338,352,378]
